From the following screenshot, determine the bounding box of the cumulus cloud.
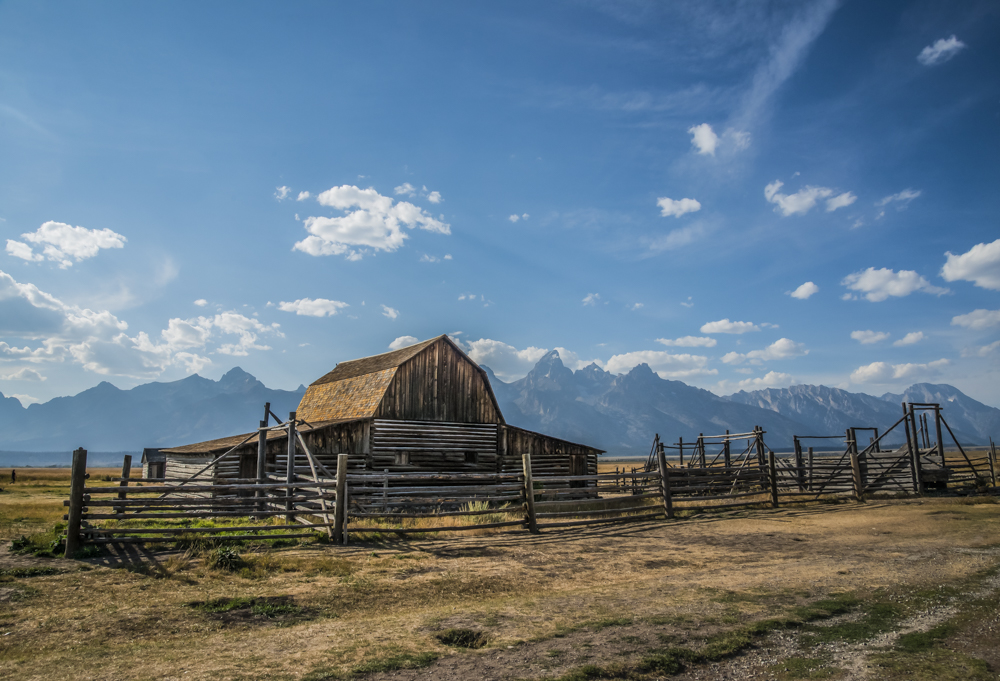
[604,351,716,380]
[656,197,701,218]
[297,191,311,201]
[729,371,795,391]
[277,298,349,317]
[917,35,966,66]
[894,332,924,347]
[194,299,208,307]
[582,293,601,306]
[656,336,717,348]
[0,367,46,381]
[6,221,126,268]
[787,282,819,299]
[841,267,949,302]
[941,239,1000,291]
[851,359,949,384]
[851,330,890,345]
[427,191,442,204]
[825,192,857,212]
[275,186,291,200]
[700,319,760,334]
[389,335,419,351]
[876,188,921,208]
[962,340,1000,358]
[764,181,844,216]
[508,213,530,223]
[394,183,416,196]
[688,123,719,155]
[459,338,549,381]
[721,338,807,365]
[381,304,399,320]
[0,269,279,378]
[294,185,450,261]
[951,308,1000,330]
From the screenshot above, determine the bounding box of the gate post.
[767,450,779,507]
[656,443,673,519]
[807,446,814,492]
[850,449,865,503]
[256,420,267,512]
[114,454,131,516]
[903,402,922,493]
[333,453,348,544]
[286,412,297,524]
[724,430,731,469]
[521,448,539,534]
[64,448,88,558]
[989,439,997,488]
[793,437,804,492]
[933,405,945,467]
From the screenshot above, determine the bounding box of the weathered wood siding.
[499,425,600,477]
[375,338,501,424]
[371,420,499,473]
[296,369,396,422]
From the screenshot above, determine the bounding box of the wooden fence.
[62,403,999,557]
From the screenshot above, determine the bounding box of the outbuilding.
[158,335,602,481]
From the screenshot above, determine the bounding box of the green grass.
[349,651,439,674]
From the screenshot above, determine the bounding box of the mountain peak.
[218,367,263,393]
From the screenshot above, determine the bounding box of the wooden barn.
[158,335,603,482]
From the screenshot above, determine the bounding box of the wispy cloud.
[917,35,966,66]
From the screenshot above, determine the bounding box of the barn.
[158,335,603,482]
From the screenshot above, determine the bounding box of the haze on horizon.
[1,1,998,409]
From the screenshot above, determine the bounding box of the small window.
[394,452,410,465]
[464,451,478,464]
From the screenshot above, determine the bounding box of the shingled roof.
[161,418,358,455]
[309,336,440,385]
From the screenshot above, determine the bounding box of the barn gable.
[296,335,503,425]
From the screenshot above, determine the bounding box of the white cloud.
[630,303,643,311]
[508,213,530,223]
[851,359,949,384]
[389,335,419,351]
[787,282,819,300]
[427,191,442,204]
[894,332,924,347]
[381,304,399,320]
[194,299,208,307]
[680,297,694,308]
[841,267,949,302]
[825,192,857,212]
[294,185,450,261]
[917,35,966,66]
[951,308,1000,330]
[7,221,126,268]
[460,338,549,381]
[700,318,760,334]
[875,188,921,208]
[582,293,601,306]
[297,191,311,201]
[645,223,705,253]
[552,347,603,371]
[9,394,40,406]
[851,330,890,345]
[394,183,416,196]
[688,123,719,155]
[721,338,808,365]
[764,180,839,216]
[275,186,291,200]
[962,340,1000,358]
[941,239,1000,291]
[605,350,716,380]
[656,336,716,348]
[729,371,795,391]
[0,367,46,381]
[277,297,349,317]
[656,197,701,218]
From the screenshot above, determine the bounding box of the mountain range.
[2,353,998,463]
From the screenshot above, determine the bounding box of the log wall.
[500,425,600,477]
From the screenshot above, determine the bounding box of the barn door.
[570,454,587,487]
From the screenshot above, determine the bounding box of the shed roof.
[160,418,360,455]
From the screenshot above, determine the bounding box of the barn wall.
[500,425,600,477]
[370,420,499,473]
[375,338,501,424]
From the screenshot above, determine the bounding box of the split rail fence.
[62,403,999,557]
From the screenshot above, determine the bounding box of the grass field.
[1,467,998,680]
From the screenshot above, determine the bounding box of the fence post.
[989,439,997,487]
[522,448,539,534]
[767,450,779,508]
[656,443,673,519]
[115,454,132,516]
[256,420,267,512]
[333,453,348,544]
[678,437,684,467]
[807,446,814,492]
[793,437,804,492]
[754,427,766,468]
[64,448,88,558]
[698,434,706,468]
[933,405,945,467]
[286,412,297,524]
[850,449,865,503]
[849,427,866,488]
[724,430,731,469]
[903,402,922,493]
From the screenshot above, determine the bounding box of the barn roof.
[160,418,361,455]
[297,334,504,423]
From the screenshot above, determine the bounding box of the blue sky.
[2,0,999,408]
